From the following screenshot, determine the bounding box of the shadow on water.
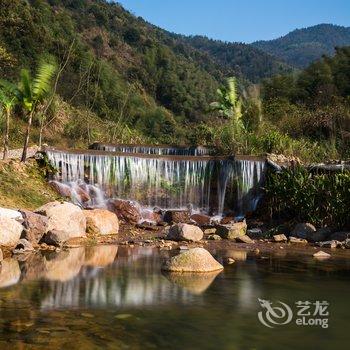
[0,246,349,349]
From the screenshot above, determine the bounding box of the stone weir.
[89,142,216,156]
[44,147,266,216]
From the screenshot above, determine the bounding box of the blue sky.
[116,0,350,43]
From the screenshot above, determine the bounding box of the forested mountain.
[253,24,350,68]
[179,35,294,82]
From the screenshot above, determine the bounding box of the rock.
[344,239,350,249]
[236,235,254,244]
[35,201,86,240]
[313,251,331,259]
[140,209,161,225]
[247,228,263,239]
[216,221,247,240]
[163,210,190,224]
[107,199,142,224]
[167,223,203,242]
[306,227,332,243]
[317,240,341,249]
[273,234,287,242]
[40,230,67,247]
[49,181,72,198]
[0,216,23,246]
[290,223,316,239]
[83,209,119,235]
[207,234,222,241]
[19,209,48,244]
[204,228,216,234]
[220,216,234,225]
[0,207,23,221]
[289,236,308,244]
[190,213,211,226]
[161,247,223,272]
[224,257,235,265]
[12,239,34,254]
[329,232,350,242]
[74,186,91,203]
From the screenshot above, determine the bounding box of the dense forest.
[0,0,349,162]
[253,24,350,68]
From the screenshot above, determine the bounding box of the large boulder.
[0,207,23,221]
[35,201,86,240]
[163,210,190,224]
[19,209,48,244]
[49,181,72,198]
[329,232,350,242]
[306,227,332,243]
[0,216,23,246]
[162,247,223,272]
[107,199,141,224]
[83,209,119,235]
[216,221,247,240]
[290,223,316,239]
[167,223,203,242]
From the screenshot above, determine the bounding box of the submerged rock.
[19,209,48,244]
[167,223,203,242]
[83,209,119,235]
[313,251,331,259]
[163,210,190,224]
[0,216,23,246]
[35,201,86,240]
[290,223,316,239]
[107,199,142,224]
[216,221,247,239]
[161,247,223,272]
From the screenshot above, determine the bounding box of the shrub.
[264,166,350,228]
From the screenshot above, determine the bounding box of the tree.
[0,83,17,159]
[16,61,57,162]
[210,77,244,130]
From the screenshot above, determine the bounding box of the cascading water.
[89,143,214,156]
[46,149,265,215]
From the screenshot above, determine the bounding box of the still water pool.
[0,245,349,349]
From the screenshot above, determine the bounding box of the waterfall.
[46,149,265,215]
[89,143,214,156]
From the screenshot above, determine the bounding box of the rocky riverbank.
[1,196,350,263]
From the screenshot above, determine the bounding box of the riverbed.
[0,245,349,349]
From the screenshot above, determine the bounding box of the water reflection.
[0,246,349,349]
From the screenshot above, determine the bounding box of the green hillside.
[253,24,350,68]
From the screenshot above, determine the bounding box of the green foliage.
[265,166,350,228]
[253,24,350,68]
